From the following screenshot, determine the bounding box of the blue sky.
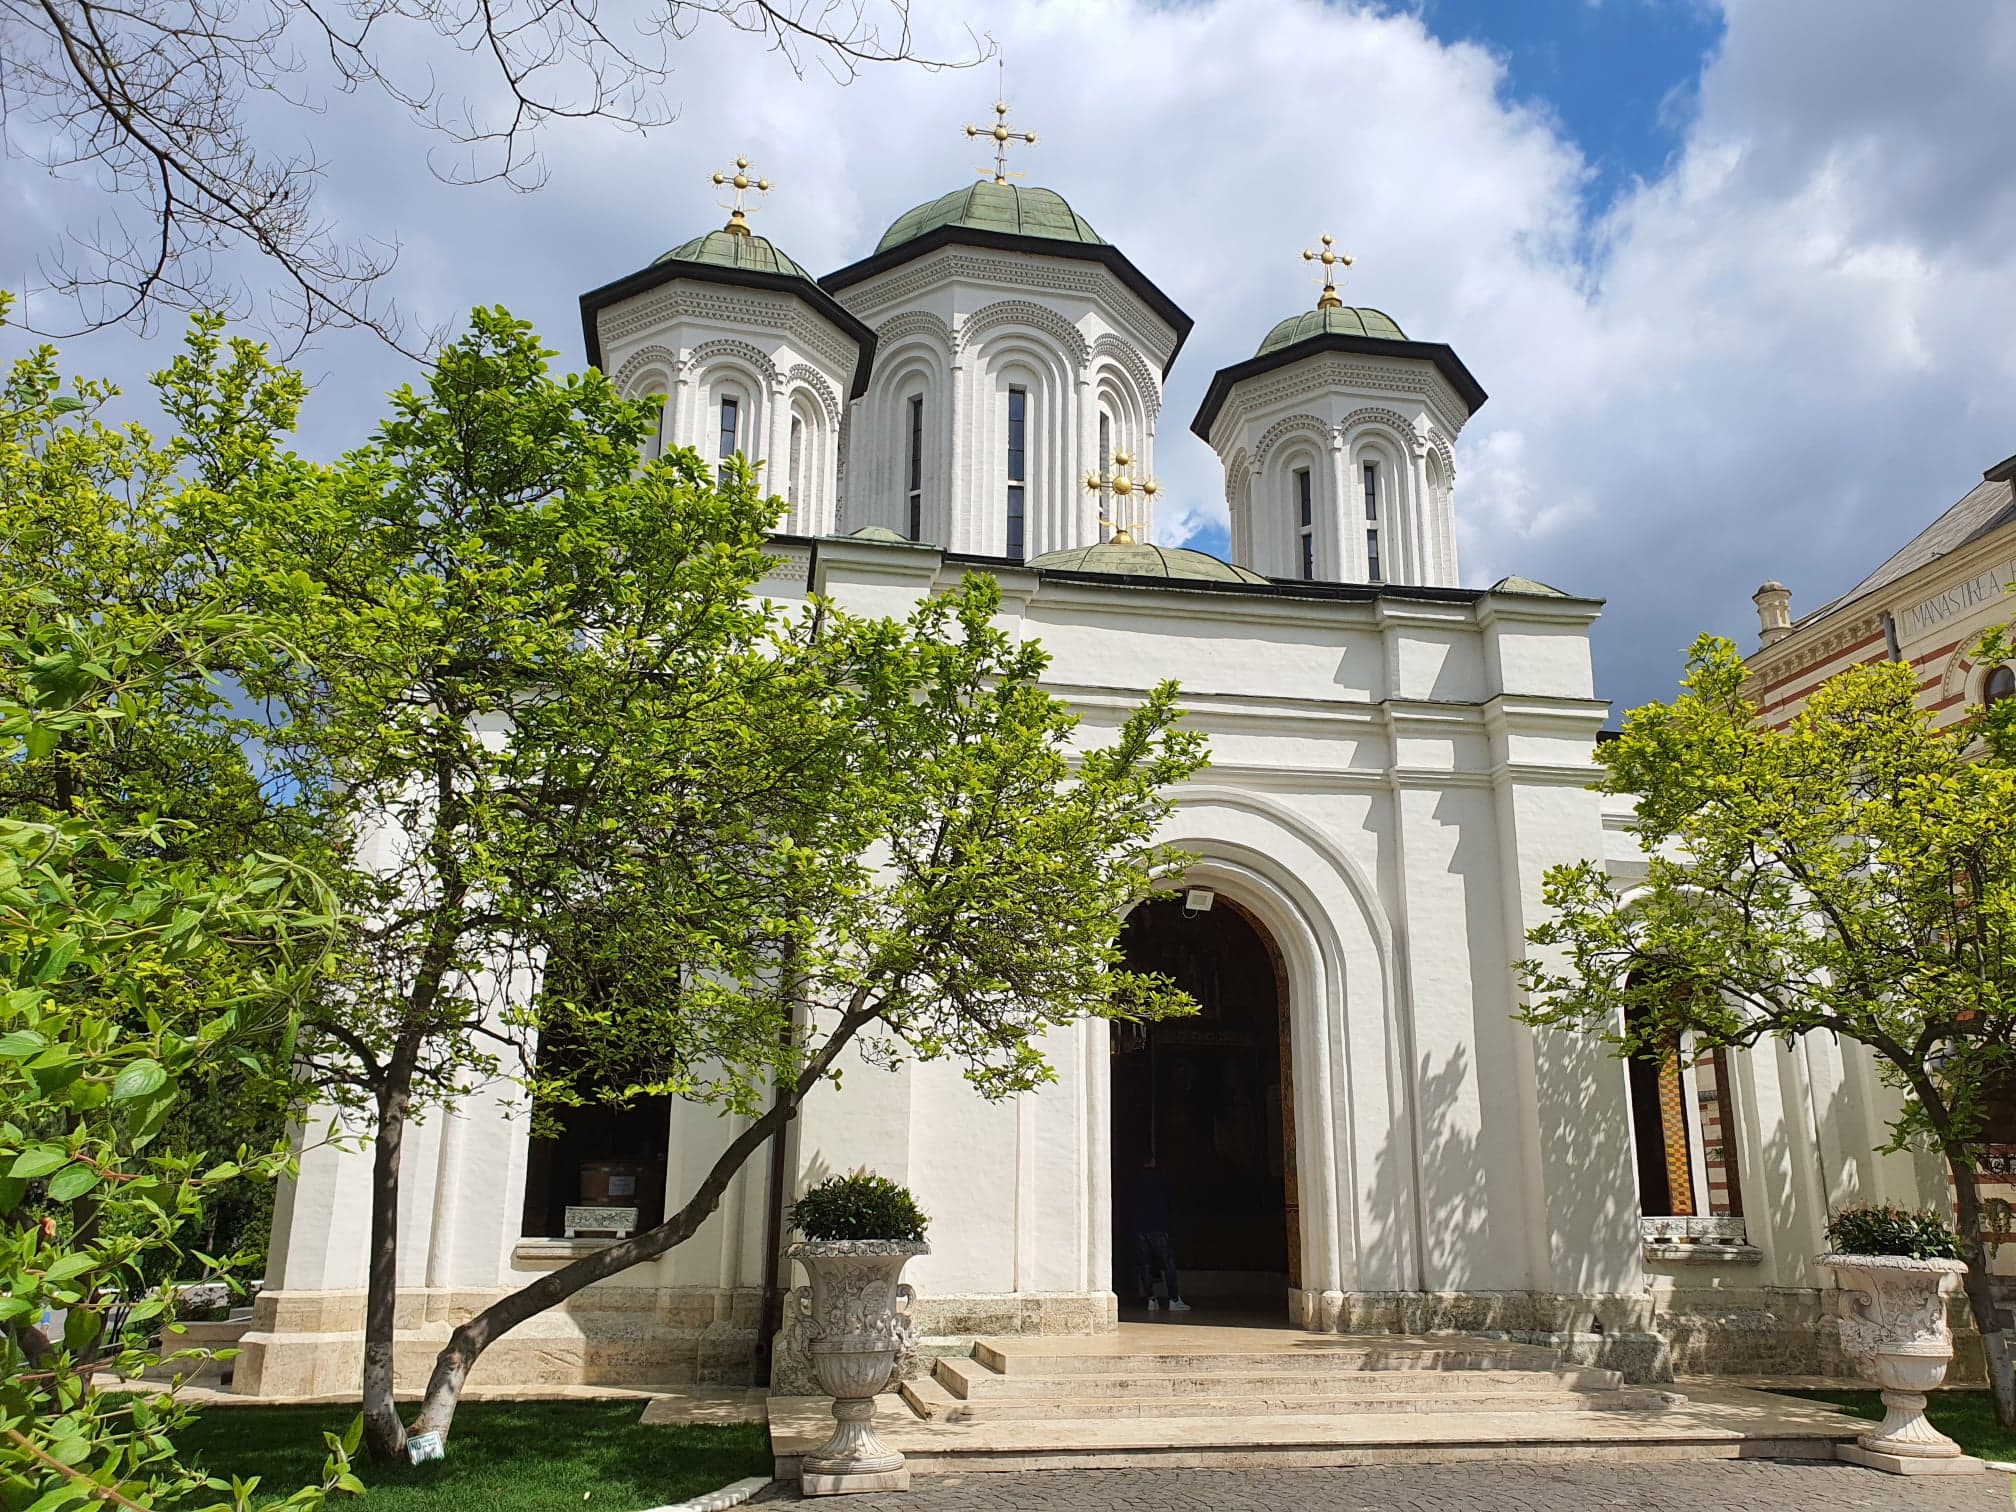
[1189,0,1731,569]
[1421,1,1724,208]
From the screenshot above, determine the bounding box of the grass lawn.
[174,1399,770,1510]
[1783,1389,2016,1463]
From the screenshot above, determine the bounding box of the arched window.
[1099,412,1113,541]
[1984,665,2015,708]
[1294,467,1315,580]
[907,395,925,540]
[787,416,804,507]
[717,395,740,466]
[1362,461,1383,584]
[1624,977,1744,1236]
[1006,386,1028,559]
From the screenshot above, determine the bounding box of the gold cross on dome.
[966,63,1037,184]
[711,156,772,235]
[1084,448,1159,544]
[1303,233,1354,310]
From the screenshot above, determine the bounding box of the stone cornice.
[832,246,1177,373]
[594,282,861,391]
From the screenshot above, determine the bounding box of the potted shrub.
[1819,1203,1979,1473]
[788,1173,930,1497]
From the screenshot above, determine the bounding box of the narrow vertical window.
[786,417,804,508]
[717,396,740,473]
[906,395,924,541]
[1363,461,1382,583]
[1098,412,1113,541]
[1006,386,1027,559]
[1294,466,1314,581]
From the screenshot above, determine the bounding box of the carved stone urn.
[791,1238,928,1497]
[1819,1253,1981,1475]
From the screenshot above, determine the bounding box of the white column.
[1329,428,1353,581]
[669,353,694,453]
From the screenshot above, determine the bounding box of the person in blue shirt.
[1122,1153,1188,1313]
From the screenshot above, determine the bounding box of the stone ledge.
[513,1238,618,1266]
[1644,1243,1764,1264]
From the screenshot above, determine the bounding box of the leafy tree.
[1519,635,2016,1428]
[0,606,359,1510]
[216,308,1203,1458]
[2,299,338,1289]
[216,306,877,1460]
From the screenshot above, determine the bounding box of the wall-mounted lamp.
[1183,888,1215,918]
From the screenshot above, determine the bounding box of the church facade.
[237,150,1961,1399]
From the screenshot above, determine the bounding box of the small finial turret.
[1754,581,1793,648]
[710,154,772,235]
[965,62,1037,184]
[1302,233,1354,310]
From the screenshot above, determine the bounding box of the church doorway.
[1110,894,1296,1322]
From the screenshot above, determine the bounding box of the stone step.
[769,1385,1864,1477]
[934,1359,1626,1401]
[904,1382,1683,1422]
[969,1338,1563,1377]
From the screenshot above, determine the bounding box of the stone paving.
[751,1460,2016,1508]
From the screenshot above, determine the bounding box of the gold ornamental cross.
[711,156,772,234]
[1084,448,1159,544]
[966,65,1038,184]
[1303,233,1354,310]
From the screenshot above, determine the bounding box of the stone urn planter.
[791,1238,928,1497]
[1819,1253,1982,1475]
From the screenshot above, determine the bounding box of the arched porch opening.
[1109,893,1295,1322]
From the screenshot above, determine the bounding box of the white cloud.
[6,0,2014,710]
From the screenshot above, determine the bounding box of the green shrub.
[1825,1203,1962,1260]
[790,1173,929,1242]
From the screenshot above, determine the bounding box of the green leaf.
[0,1029,47,1058]
[43,1252,97,1283]
[9,1145,70,1179]
[47,1164,100,1201]
[111,1058,168,1102]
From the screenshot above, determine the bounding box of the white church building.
[237,145,1963,1399]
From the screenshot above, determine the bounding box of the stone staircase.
[767,1324,1866,1475]
[905,1337,1680,1423]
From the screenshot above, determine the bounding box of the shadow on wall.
[1366,1046,1489,1304]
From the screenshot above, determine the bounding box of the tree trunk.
[1948,1154,2016,1429]
[362,1061,415,1462]
[408,1007,870,1447]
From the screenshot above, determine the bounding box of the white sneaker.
[1168,1300,1192,1313]
[1145,1299,1159,1311]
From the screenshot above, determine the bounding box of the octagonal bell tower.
[1192,238,1486,588]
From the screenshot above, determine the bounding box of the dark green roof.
[655,227,817,284]
[1029,540,1270,585]
[1490,574,1572,598]
[1257,305,1406,356]
[876,183,1103,255]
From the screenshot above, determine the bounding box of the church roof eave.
[1189,331,1488,442]
[820,225,1194,375]
[579,258,878,397]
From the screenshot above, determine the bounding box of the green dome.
[1029,540,1269,585]
[1257,304,1406,356]
[876,183,1104,254]
[656,225,816,284]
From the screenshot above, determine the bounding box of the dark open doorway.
[1110,894,1296,1321]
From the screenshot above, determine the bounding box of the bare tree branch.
[1,0,985,349]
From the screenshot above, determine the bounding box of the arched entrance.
[1110,894,1296,1321]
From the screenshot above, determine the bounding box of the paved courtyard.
[753,1459,2014,1508]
